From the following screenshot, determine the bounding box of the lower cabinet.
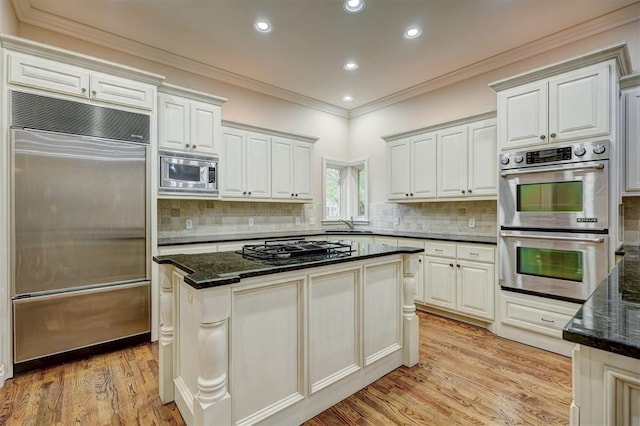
[571,344,640,425]
[423,242,495,321]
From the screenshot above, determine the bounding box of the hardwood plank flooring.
[0,311,572,425]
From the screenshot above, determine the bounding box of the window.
[323,157,368,222]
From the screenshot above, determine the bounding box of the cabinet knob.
[418,258,422,263]
[81,88,87,94]
[295,193,299,197]
[550,133,556,138]
[539,135,546,140]
[456,264,461,268]
[243,191,247,195]
[405,193,409,197]
[449,263,454,267]
[410,193,414,196]
[192,144,197,149]
[291,193,295,197]
[185,144,191,148]
[248,191,252,195]
[461,190,466,194]
[468,189,472,194]
[91,90,97,96]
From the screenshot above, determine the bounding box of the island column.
[402,253,419,367]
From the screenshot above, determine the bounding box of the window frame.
[322,157,369,224]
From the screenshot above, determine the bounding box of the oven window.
[517,181,583,212]
[517,247,583,282]
[169,164,201,181]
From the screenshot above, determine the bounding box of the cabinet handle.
[91,90,97,96]
[456,264,460,268]
[468,189,472,194]
[185,144,191,148]
[449,263,454,267]
[540,135,546,140]
[550,133,556,138]
[81,88,87,94]
[541,317,555,323]
[461,190,466,194]
[469,252,479,256]
[435,249,443,252]
[192,144,197,149]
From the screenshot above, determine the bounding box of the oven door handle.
[500,163,604,177]
[500,232,605,243]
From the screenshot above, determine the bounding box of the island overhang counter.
[154,241,423,426]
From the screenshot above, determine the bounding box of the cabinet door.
[456,261,494,320]
[548,63,610,143]
[90,72,154,110]
[437,126,468,198]
[387,139,411,200]
[190,100,219,155]
[159,94,190,151]
[424,257,456,310]
[497,81,548,150]
[220,127,246,197]
[410,133,437,199]
[271,137,294,199]
[626,87,640,191]
[8,52,90,99]
[246,132,271,198]
[293,142,314,200]
[468,119,497,197]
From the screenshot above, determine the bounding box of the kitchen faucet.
[339,216,355,230]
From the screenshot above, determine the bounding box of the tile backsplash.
[623,197,640,245]
[158,199,497,239]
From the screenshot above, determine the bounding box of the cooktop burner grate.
[238,239,355,260]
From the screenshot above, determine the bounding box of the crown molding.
[10,0,639,119]
[10,0,350,118]
[620,73,640,90]
[159,82,227,106]
[350,2,639,118]
[222,119,319,143]
[381,111,496,142]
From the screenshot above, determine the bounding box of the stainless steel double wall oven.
[499,140,610,302]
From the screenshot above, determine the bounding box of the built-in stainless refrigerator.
[11,91,151,373]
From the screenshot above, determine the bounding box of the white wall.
[0,0,17,35]
[350,21,640,203]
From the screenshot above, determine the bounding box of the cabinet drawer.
[396,238,425,249]
[457,244,494,263]
[424,242,456,258]
[501,295,577,337]
[8,52,89,98]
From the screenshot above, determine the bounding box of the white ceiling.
[10,0,639,114]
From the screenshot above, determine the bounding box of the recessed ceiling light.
[403,27,422,39]
[343,0,365,14]
[254,21,272,33]
[343,62,359,71]
[343,95,354,102]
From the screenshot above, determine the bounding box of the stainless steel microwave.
[159,150,218,195]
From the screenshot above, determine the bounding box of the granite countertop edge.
[154,246,424,289]
[158,229,497,246]
[562,245,640,360]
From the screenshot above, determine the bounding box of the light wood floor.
[0,311,572,425]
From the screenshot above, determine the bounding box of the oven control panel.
[499,140,610,170]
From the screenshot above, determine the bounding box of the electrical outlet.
[186,219,193,230]
[309,217,316,225]
[248,218,254,227]
[468,217,476,228]
[295,217,301,225]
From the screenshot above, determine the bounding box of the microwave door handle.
[208,166,216,183]
[500,163,605,177]
[500,232,605,243]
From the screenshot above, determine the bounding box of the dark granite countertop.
[154,242,424,289]
[158,229,497,246]
[563,246,640,360]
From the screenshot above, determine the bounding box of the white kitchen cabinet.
[8,51,155,110]
[387,133,437,201]
[271,136,314,200]
[496,62,611,151]
[437,125,468,198]
[158,84,225,155]
[423,242,495,321]
[623,80,640,192]
[220,127,271,199]
[468,119,498,196]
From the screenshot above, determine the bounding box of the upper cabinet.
[490,43,633,152]
[158,83,227,155]
[497,64,610,150]
[387,132,437,200]
[221,121,316,202]
[7,50,160,111]
[384,113,497,202]
[622,74,640,193]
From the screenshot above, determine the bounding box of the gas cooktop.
[238,239,355,260]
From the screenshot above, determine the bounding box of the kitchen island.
[563,246,640,425]
[154,241,423,426]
